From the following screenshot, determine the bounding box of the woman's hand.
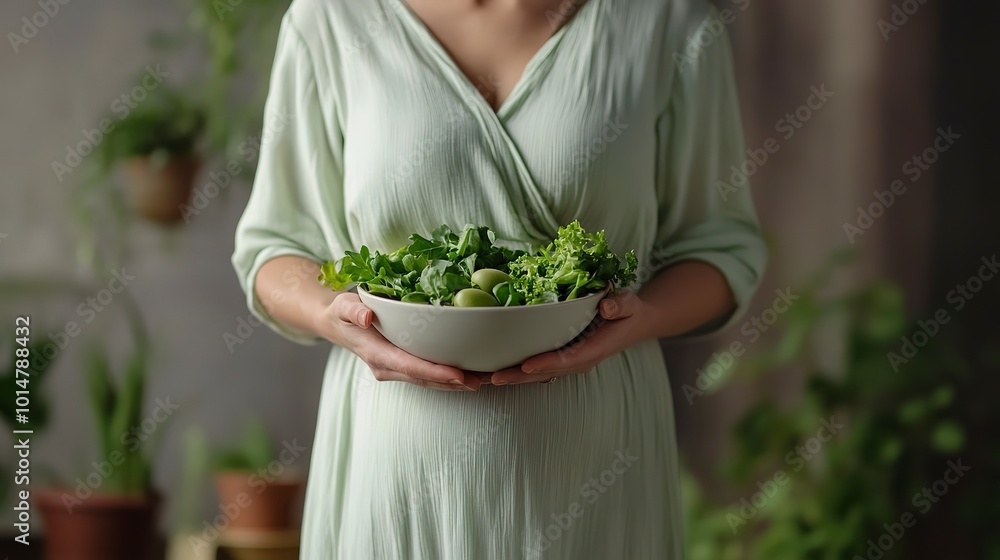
[317,292,483,391]
[489,291,651,385]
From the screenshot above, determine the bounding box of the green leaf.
[928,385,955,409]
[85,346,115,459]
[408,233,442,256]
[930,421,965,453]
[320,221,634,306]
[897,399,928,425]
[879,437,903,464]
[216,418,272,472]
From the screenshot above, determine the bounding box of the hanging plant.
[96,89,207,225]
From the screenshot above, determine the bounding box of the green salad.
[319,221,638,307]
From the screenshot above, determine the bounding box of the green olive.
[471,268,512,295]
[454,288,500,307]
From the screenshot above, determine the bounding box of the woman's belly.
[326,340,677,557]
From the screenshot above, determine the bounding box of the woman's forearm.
[254,255,340,338]
[633,260,737,340]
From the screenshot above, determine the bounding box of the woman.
[232,0,766,557]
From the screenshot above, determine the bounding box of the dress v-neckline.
[389,0,595,121]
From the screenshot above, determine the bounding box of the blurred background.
[1,0,997,558]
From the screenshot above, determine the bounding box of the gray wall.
[0,0,327,531]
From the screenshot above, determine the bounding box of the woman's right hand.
[317,292,482,391]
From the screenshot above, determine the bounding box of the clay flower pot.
[34,489,159,560]
[218,529,300,560]
[214,472,304,531]
[123,154,200,225]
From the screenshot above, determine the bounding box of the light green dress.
[232,0,766,557]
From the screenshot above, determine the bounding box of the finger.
[376,344,476,388]
[334,293,374,328]
[599,290,640,321]
[469,371,494,385]
[488,365,523,385]
[493,368,573,385]
[521,328,611,374]
[368,368,472,391]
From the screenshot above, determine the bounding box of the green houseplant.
[0,278,100,513]
[212,418,304,533]
[205,419,303,560]
[34,304,164,560]
[185,0,291,155]
[683,252,983,559]
[96,87,206,225]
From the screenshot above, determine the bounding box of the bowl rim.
[356,284,611,311]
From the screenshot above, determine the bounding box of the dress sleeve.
[650,8,768,335]
[231,15,346,345]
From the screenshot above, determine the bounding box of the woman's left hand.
[488,290,651,385]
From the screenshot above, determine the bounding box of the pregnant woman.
[232,0,766,557]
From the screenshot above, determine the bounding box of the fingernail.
[523,367,538,374]
[601,300,617,316]
[449,379,464,385]
[492,379,507,386]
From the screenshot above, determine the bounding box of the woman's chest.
[336,5,661,247]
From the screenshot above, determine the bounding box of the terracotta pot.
[123,155,200,225]
[218,529,300,560]
[214,472,304,532]
[34,489,159,560]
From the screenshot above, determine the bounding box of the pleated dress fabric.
[232,0,767,558]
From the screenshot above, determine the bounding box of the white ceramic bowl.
[357,287,608,372]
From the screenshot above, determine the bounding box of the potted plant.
[34,340,161,560]
[213,419,304,532]
[212,419,303,560]
[98,88,205,225]
[166,426,216,560]
[682,251,976,560]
